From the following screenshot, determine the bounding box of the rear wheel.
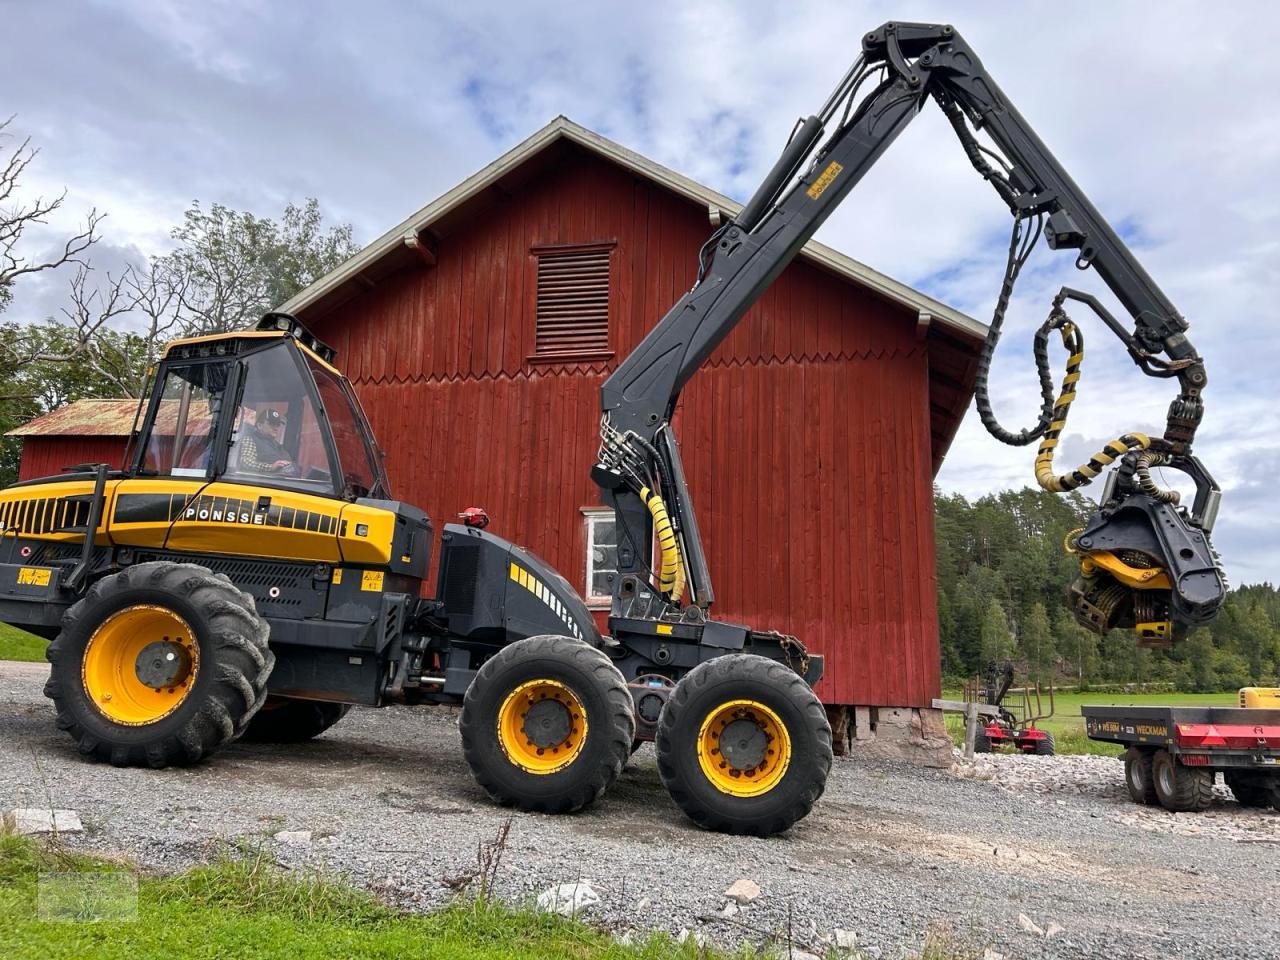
[241,698,351,743]
[1225,771,1278,809]
[655,654,832,836]
[1151,749,1213,812]
[1124,748,1159,805]
[459,635,634,814]
[973,731,992,754]
[44,562,273,768]
[1032,731,1056,756]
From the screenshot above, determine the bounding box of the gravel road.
[3,660,1278,959]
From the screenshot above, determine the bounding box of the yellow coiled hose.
[639,486,686,603]
[1033,318,1151,493]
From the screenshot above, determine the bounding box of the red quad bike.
[968,662,1057,756]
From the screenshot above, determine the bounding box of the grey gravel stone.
[3,661,1278,960]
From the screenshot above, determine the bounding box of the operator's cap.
[260,409,286,426]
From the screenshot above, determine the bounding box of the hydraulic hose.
[1134,450,1181,504]
[1032,315,1151,493]
[639,486,686,602]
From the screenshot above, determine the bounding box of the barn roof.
[279,116,982,341]
[7,399,141,438]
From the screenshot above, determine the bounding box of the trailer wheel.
[43,561,273,768]
[1033,732,1056,756]
[1224,771,1278,809]
[655,654,832,836]
[1151,749,1213,812]
[241,698,351,743]
[460,635,634,815]
[1123,748,1158,805]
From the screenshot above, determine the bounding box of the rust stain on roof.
[6,399,144,438]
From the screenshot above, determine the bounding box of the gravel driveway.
[3,661,1278,959]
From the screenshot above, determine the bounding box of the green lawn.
[942,689,1239,755]
[0,623,46,663]
[0,832,980,960]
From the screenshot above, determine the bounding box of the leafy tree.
[1182,628,1215,692]
[1021,601,1054,684]
[980,598,1013,666]
[158,199,358,335]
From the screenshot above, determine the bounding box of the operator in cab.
[235,407,299,477]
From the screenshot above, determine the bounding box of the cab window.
[308,358,381,499]
[225,343,334,494]
[143,362,229,477]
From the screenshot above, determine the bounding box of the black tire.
[655,654,832,836]
[241,697,350,743]
[1032,731,1056,756]
[973,731,992,754]
[1151,749,1213,812]
[1224,771,1278,809]
[44,561,273,768]
[459,635,635,814]
[1123,748,1159,805]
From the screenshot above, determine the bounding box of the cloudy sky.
[5,1,1278,583]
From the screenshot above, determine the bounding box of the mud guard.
[436,522,601,647]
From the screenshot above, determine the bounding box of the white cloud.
[4,0,1277,581]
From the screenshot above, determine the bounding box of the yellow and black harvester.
[0,314,829,836]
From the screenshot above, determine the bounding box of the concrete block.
[6,808,83,834]
[853,706,873,740]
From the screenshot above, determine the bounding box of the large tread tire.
[459,635,635,815]
[1124,748,1159,806]
[973,731,992,754]
[1151,749,1213,812]
[1224,771,1278,809]
[43,561,273,768]
[241,697,351,743]
[1033,731,1056,756]
[656,654,832,837]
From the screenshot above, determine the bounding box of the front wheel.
[656,654,832,836]
[43,562,273,768]
[459,635,635,814]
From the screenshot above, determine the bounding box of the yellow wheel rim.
[82,605,200,726]
[496,678,588,775]
[697,699,791,797]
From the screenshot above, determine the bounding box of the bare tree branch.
[0,116,102,311]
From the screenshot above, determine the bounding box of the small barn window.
[533,244,613,360]
[583,508,618,608]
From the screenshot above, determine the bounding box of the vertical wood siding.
[311,148,941,707]
[18,437,128,481]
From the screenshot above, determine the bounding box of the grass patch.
[942,689,1238,756]
[0,831,988,960]
[1,830,734,960]
[0,622,46,662]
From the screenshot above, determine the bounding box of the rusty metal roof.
[6,399,143,438]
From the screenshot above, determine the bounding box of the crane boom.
[593,21,1226,645]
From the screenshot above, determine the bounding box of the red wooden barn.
[7,399,134,481]
[279,117,986,731]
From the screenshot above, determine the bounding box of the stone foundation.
[824,704,951,767]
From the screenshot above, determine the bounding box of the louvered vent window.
[533,245,612,359]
